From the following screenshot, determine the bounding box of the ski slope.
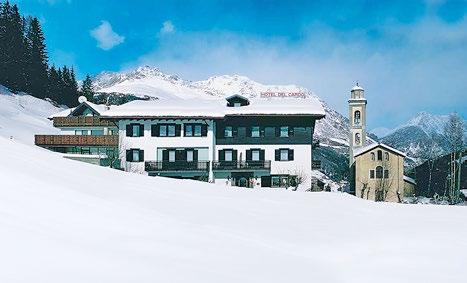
[1,136,467,283]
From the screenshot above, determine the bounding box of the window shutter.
[126,124,132,137]
[139,150,144,162]
[138,124,144,137]
[193,150,198,161]
[246,150,252,161]
[232,127,238,137]
[151,125,158,136]
[275,149,280,161]
[246,127,252,137]
[261,176,272,187]
[219,150,225,161]
[174,124,181,136]
[162,150,169,161]
[260,127,265,137]
[201,124,208,136]
[232,149,238,161]
[126,150,132,162]
[260,149,265,161]
[275,127,280,137]
[288,149,294,161]
[289,127,294,137]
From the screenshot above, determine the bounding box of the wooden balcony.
[53,116,116,127]
[212,160,271,171]
[35,135,119,146]
[145,161,210,172]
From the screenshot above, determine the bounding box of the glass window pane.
[225,150,233,161]
[194,125,202,136]
[168,125,175,136]
[132,150,139,162]
[280,149,288,161]
[224,126,232,137]
[185,125,193,136]
[169,151,176,162]
[187,151,194,162]
[252,150,260,161]
[251,126,260,137]
[91,129,104,136]
[272,176,280,187]
[160,125,167,136]
[133,125,140,137]
[280,126,288,137]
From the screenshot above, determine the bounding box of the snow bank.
[1,136,467,282]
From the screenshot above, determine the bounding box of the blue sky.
[15,0,467,130]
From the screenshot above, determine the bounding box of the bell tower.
[349,83,367,166]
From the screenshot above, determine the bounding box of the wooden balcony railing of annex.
[52,116,116,127]
[34,135,119,146]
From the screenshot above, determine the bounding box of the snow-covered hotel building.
[36,94,325,189]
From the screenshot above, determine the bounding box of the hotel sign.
[260,92,307,99]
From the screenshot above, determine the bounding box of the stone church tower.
[348,83,367,165]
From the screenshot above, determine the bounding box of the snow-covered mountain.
[381,112,467,164]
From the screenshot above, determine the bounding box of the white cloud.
[160,21,175,34]
[90,21,125,51]
[125,16,467,129]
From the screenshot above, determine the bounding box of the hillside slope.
[1,134,467,282]
[0,85,60,144]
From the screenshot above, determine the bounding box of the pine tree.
[47,65,61,102]
[0,2,26,91]
[81,74,95,102]
[26,17,48,98]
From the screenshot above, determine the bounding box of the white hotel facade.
[37,94,325,189]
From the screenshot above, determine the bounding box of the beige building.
[348,84,414,202]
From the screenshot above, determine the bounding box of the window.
[272,176,281,187]
[126,149,144,162]
[384,170,389,179]
[234,102,241,107]
[275,148,293,161]
[186,150,194,162]
[251,126,260,138]
[132,124,140,137]
[251,150,260,161]
[168,150,176,162]
[355,133,361,145]
[385,152,389,161]
[370,170,375,179]
[376,166,383,178]
[377,150,382,161]
[194,125,202,136]
[159,125,167,137]
[185,124,193,136]
[280,126,289,137]
[224,126,233,137]
[167,125,176,137]
[354,110,361,125]
[108,129,116,135]
[371,152,375,161]
[91,129,104,136]
[225,150,233,161]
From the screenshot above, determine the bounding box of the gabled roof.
[224,94,250,102]
[353,142,406,158]
[48,101,112,119]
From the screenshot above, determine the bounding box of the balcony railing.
[145,161,210,172]
[212,160,271,171]
[35,135,119,146]
[53,116,116,127]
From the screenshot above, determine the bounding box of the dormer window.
[225,94,250,107]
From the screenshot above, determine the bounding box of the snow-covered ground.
[0,86,60,144]
[1,134,467,282]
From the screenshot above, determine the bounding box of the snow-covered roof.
[353,143,406,158]
[225,94,249,102]
[403,176,417,185]
[351,84,364,91]
[101,96,325,119]
[48,101,112,119]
